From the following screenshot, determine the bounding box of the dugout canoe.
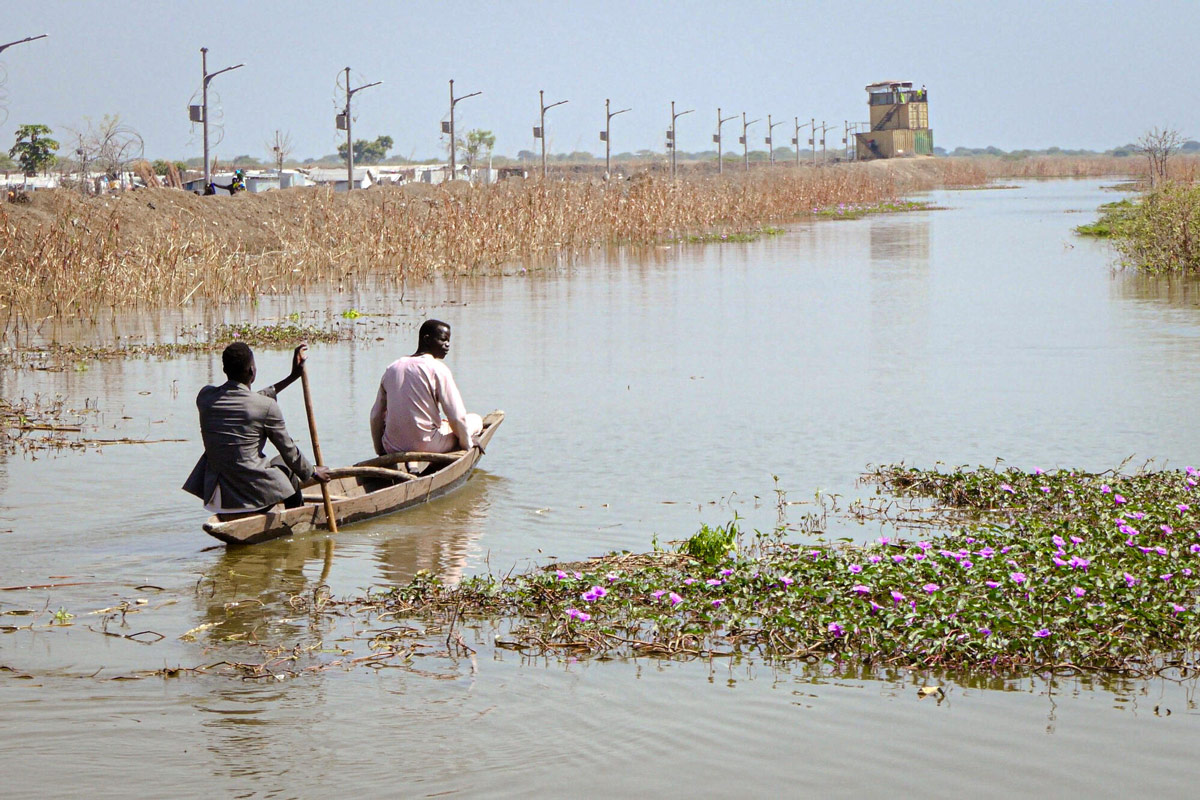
[203,410,504,546]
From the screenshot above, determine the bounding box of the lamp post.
[766,114,783,164]
[792,117,814,167]
[741,112,760,172]
[668,101,694,180]
[198,47,244,188]
[447,79,481,178]
[535,90,568,179]
[602,98,631,179]
[714,108,736,174]
[816,120,833,164]
[0,33,47,55]
[340,67,382,191]
[811,117,817,166]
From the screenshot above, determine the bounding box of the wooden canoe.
[203,410,504,546]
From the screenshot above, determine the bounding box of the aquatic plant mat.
[9,464,1200,684]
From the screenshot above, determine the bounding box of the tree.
[456,129,495,168]
[1135,127,1184,187]
[9,124,59,176]
[267,129,294,174]
[337,135,393,165]
[71,115,143,180]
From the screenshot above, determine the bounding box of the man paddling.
[183,342,329,520]
[370,320,482,455]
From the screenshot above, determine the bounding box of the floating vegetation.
[670,226,786,244]
[339,465,1200,676]
[0,321,354,371]
[814,199,935,219]
[1075,198,1137,238]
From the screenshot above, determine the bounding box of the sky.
[1,0,1197,162]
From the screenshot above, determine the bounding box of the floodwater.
[4,179,1200,797]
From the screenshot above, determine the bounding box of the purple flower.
[986,580,1001,588]
[849,564,863,574]
[1101,484,1112,494]
[1180,504,1192,512]
[1072,586,1086,598]
[913,553,926,561]
[1185,569,1194,576]
[1034,629,1050,639]
[878,536,890,545]
[869,555,882,564]
[891,591,906,604]
[1010,572,1026,584]
[1052,556,1068,567]
[1161,573,1174,582]
[1070,536,1084,544]
[917,541,932,551]
[555,570,568,581]
[869,600,883,613]
[1172,603,1187,615]
[1114,495,1127,505]
[1052,535,1065,547]
[1000,483,1015,493]
[828,622,844,637]
[706,578,724,586]
[1041,486,1051,493]
[923,583,940,594]
[809,550,821,560]
[892,554,907,564]
[780,576,795,587]
[683,578,697,585]
[1124,572,1139,586]
[573,571,583,580]
[1156,546,1169,556]
[566,608,591,621]
[978,546,996,559]
[852,584,871,595]
[961,560,974,569]
[1034,467,1045,475]
[668,592,683,606]
[979,627,992,637]
[606,572,620,583]
[1130,511,1146,521]
[1069,556,1090,569]
[651,589,667,599]
[711,599,723,608]
[1192,544,1200,554]
[720,568,734,577]
[1162,524,1175,535]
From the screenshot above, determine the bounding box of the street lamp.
[196,47,244,188]
[792,117,814,167]
[766,114,783,164]
[714,108,736,175]
[602,98,631,179]
[0,34,47,55]
[339,67,381,191]
[535,90,568,179]
[446,79,481,178]
[668,101,694,180]
[741,112,760,172]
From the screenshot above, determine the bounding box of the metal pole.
[199,48,244,189]
[794,117,800,167]
[0,34,48,55]
[669,103,694,180]
[811,118,816,167]
[345,67,353,189]
[448,80,482,179]
[767,114,783,164]
[202,48,210,186]
[537,90,568,180]
[716,108,736,175]
[604,99,630,179]
[741,113,759,172]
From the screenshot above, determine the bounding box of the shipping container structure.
[855,80,933,160]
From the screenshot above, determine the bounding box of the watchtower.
[855,81,933,160]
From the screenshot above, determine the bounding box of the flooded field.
[4,179,1200,797]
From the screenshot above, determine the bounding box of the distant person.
[370,319,482,455]
[183,342,329,519]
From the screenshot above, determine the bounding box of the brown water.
[4,179,1200,797]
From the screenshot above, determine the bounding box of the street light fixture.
[766,114,783,164]
[668,101,694,180]
[741,112,760,172]
[602,98,631,179]
[340,67,382,191]
[714,108,737,175]
[0,34,47,55]
[535,90,568,179]
[792,117,814,167]
[446,79,481,178]
[197,47,244,188]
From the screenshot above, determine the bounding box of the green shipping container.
[914,129,934,155]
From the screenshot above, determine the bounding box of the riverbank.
[1,159,990,328]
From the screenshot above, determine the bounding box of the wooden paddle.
[300,360,338,533]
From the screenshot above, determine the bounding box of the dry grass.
[0,159,988,326]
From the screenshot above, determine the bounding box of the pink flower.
[852,584,870,595]
[706,578,724,586]
[828,622,844,637]
[651,589,667,599]
[1124,572,1139,586]
[1000,483,1015,493]
[1180,504,1192,512]
[978,546,996,559]
[848,564,863,574]
[1070,536,1084,544]
[1010,572,1026,584]
[917,541,932,551]
[1161,573,1174,582]
[1034,629,1050,639]
[1052,535,1065,547]
[1100,485,1112,493]
[566,608,591,621]
[1041,486,1051,493]
[555,570,568,581]
[668,592,683,606]
[869,555,882,564]
[1172,603,1187,615]
[923,583,940,594]
[780,576,795,587]
[1072,586,1086,598]
[711,599,723,608]
[1114,495,1127,505]
[1034,467,1045,475]
[683,578,697,585]
[606,572,620,583]
[720,568,734,577]
[573,571,583,579]
[1162,525,1174,535]
[892,554,906,563]
[986,580,1001,588]
[890,591,906,604]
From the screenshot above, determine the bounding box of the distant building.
[855,81,933,160]
[306,168,373,191]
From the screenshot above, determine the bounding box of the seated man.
[370,319,482,456]
[183,342,328,520]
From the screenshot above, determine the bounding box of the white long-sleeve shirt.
[369,354,473,454]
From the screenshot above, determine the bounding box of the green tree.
[9,124,59,175]
[456,129,495,168]
[337,135,394,165]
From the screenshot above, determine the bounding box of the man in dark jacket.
[183,342,328,519]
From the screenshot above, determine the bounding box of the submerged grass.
[354,465,1200,675]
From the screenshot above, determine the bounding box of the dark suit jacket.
[182,381,314,511]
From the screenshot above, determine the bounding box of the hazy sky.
[2,0,1196,162]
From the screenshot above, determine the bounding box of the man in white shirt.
[369,319,482,455]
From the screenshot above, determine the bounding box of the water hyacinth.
[369,465,1200,675]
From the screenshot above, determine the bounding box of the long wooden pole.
[300,365,338,533]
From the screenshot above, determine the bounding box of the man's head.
[222,341,256,384]
[417,319,452,359]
